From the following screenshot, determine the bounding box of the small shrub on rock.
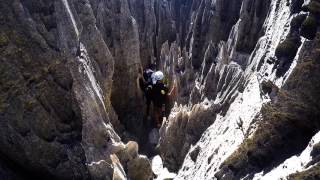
[288,164,320,179]
[300,15,318,40]
[0,32,9,47]
[275,36,301,77]
[275,37,301,60]
[311,142,320,158]
[302,0,320,15]
[290,14,307,30]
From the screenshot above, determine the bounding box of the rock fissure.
[1,0,320,179]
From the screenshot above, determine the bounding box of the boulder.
[116,141,153,180]
[127,155,153,180]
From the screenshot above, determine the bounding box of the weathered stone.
[2,0,320,179]
[159,103,219,171]
[127,155,153,180]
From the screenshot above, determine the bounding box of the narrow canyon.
[0,0,320,179]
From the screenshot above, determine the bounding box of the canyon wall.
[0,0,151,179]
[157,0,320,180]
[0,0,320,179]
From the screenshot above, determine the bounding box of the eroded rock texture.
[1,0,320,179]
[0,0,146,179]
[0,0,90,179]
[157,0,271,172]
[158,0,320,179]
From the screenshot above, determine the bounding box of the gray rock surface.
[0,0,147,179]
[116,141,153,180]
[0,0,90,179]
[159,102,220,172]
[1,0,320,179]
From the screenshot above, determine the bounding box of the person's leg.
[144,98,152,128]
[154,106,159,128]
[146,97,151,116]
[139,77,146,91]
[154,106,163,128]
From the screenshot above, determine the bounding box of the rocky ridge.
[0,0,320,180]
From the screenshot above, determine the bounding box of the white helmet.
[152,71,164,84]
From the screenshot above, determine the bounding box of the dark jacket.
[151,82,168,108]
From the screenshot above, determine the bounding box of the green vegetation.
[291,14,306,30]
[288,164,320,180]
[24,99,37,111]
[301,15,318,40]
[261,80,277,95]
[275,37,301,60]
[9,30,27,46]
[311,142,320,158]
[275,36,301,77]
[0,32,9,47]
[0,94,8,113]
[302,0,320,14]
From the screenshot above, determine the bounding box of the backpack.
[143,69,154,85]
[152,82,168,107]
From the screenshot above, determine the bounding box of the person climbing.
[139,64,156,125]
[139,65,176,129]
[143,64,156,85]
[151,71,176,128]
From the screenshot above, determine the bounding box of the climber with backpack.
[139,64,177,128]
[139,64,156,125]
[151,71,167,128]
[151,71,176,128]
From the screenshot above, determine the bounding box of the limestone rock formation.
[1,0,320,179]
[0,0,148,179]
[159,102,219,171]
[116,141,153,180]
[0,0,90,179]
[157,0,320,179]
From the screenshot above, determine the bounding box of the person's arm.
[168,79,177,97]
[137,73,147,91]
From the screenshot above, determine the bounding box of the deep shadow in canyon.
[1,0,320,180]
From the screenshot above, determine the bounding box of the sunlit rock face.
[0,0,134,179]
[158,0,320,179]
[158,0,271,172]
[92,0,146,141]
[1,0,320,179]
[0,0,89,179]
